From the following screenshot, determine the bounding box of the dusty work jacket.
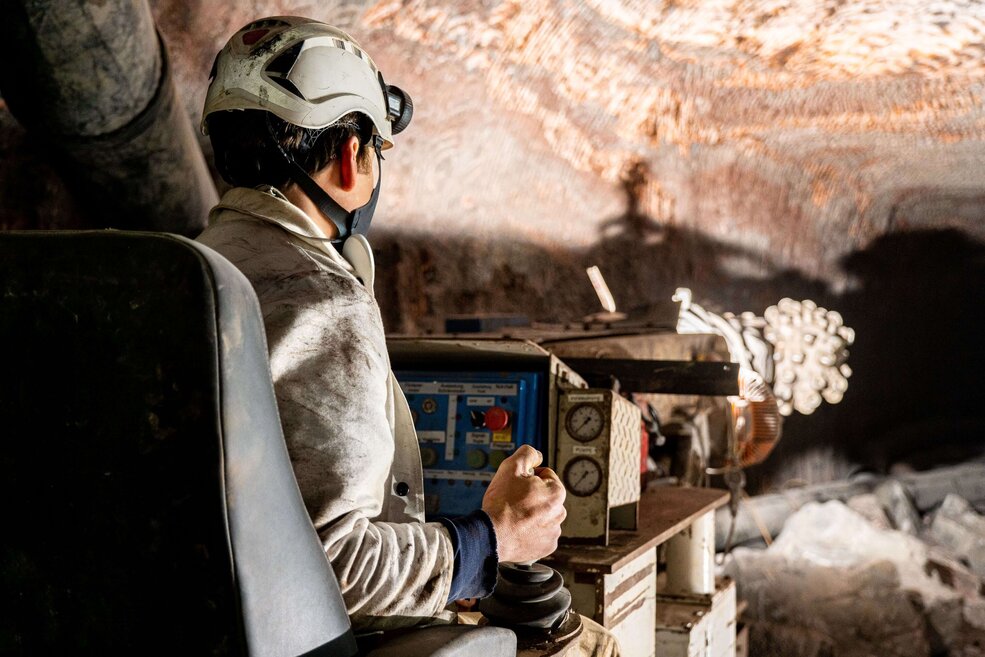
[197,186,455,631]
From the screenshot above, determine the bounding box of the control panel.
[556,389,642,545]
[396,371,545,518]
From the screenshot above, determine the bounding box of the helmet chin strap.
[267,119,383,245]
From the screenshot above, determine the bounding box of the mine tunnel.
[1,1,984,656]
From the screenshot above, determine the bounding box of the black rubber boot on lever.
[477,562,583,655]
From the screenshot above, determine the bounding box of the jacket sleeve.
[224,233,455,631]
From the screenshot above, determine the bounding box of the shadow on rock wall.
[374,161,830,333]
[790,229,985,471]
[373,183,985,491]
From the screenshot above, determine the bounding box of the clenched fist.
[481,444,567,563]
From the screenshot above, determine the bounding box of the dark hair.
[207,110,374,189]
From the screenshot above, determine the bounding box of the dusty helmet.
[201,16,412,147]
[201,16,413,243]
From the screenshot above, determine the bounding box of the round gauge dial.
[565,403,605,442]
[562,457,603,497]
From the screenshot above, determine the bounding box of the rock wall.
[3,0,984,488]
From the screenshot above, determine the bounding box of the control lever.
[478,562,569,629]
[477,561,583,653]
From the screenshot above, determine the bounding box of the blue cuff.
[438,509,499,603]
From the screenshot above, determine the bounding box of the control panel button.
[488,450,508,469]
[420,446,438,467]
[466,449,488,469]
[484,406,510,431]
[469,409,486,428]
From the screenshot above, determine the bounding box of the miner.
[196,16,616,654]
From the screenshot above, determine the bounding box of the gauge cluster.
[556,389,642,544]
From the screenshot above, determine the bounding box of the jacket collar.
[210,186,377,293]
[210,186,337,254]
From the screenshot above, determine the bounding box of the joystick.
[478,562,583,654]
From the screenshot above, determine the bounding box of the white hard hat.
[202,16,412,148]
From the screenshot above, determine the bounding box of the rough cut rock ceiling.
[358,0,985,273]
[157,0,985,283]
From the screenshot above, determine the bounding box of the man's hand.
[481,445,567,563]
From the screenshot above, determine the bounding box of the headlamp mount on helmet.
[383,81,414,136]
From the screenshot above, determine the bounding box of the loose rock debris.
[724,499,985,656]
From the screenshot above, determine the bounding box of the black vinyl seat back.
[0,231,357,657]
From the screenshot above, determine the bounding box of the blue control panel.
[395,370,545,518]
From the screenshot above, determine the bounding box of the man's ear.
[338,135,361,192]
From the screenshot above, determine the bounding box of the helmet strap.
[348,143,383,239]
[265,117,383,245]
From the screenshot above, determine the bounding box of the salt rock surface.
[725,500,985,656]
[930,494,985,578]
[846,493,892,531]
[726,548,930,657]
[769,500,955,604]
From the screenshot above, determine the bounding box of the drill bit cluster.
[674,289,855,416]
[763,299,855,416]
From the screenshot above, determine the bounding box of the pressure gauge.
[565,403,605,442]
[562,456,603,497]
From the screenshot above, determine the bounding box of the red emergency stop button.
[484,406,510,431]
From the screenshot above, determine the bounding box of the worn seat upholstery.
[0,231,515,657]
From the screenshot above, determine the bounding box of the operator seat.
[0,231,515,657]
